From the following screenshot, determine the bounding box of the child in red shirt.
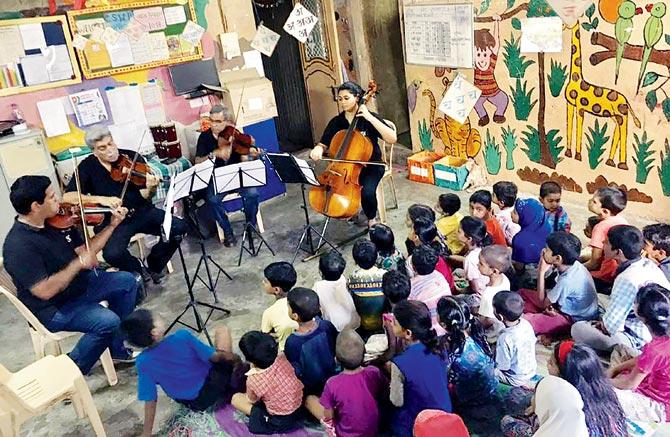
[470,190,507,246]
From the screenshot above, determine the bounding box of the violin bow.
[119,129,148,203]
[71,149,98,276]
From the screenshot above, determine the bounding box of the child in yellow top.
[436,193,465,256]
[261,262,299,350]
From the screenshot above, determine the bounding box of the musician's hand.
[249,147,260,158]
[109,207,128,228]
[310,145,324,161]
[146,173,160,189]
[356,104,372,121]
[98,196,122,209]
[77,249,99,270]
[214,146,232,162]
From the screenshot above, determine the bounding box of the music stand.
[266,153,338,264]
[163,159,232,344]
[213,159,275,266]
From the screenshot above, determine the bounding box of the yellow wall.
[403,0,670,220]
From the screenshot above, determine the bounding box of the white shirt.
[478,275,511,319]
[464,247,489,293]
[313,277,360,331]
[496,318,537,386]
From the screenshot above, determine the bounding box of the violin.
[220,125,257,156]
[46,203,114,229]
[308,80,378,219]
[110,154,154,186]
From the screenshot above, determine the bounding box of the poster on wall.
[438,73,481,124]
[520,17,563,53]
[69,89,109,126]
[251,24,280,57]
[283,3,318,44]
[403,3,474,68]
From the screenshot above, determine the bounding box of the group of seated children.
[121,179,670,437]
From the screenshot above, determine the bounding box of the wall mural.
[404,0,670,220]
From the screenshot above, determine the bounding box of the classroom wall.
[403,0,670,221]
[0,0,250,153]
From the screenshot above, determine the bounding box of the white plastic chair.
[0,355,106,436]
[376,119,399,224]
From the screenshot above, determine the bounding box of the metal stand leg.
[291,184,338,264]
[238,222,275,266]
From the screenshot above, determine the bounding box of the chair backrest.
[0,258,16,294]
[381,119,397,168]
[0,286,57,341]
[0,363,10,384]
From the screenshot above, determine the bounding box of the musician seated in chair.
[3,175,139,374]
[195,105,260,247]
[309,81,397,228]
[62,126,188,284]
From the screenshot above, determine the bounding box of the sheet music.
[173,159,214,201]
[294,156,319,186]
[162,179,175,240]
[213,160,266,195]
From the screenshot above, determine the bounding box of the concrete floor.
[0,158,659,436]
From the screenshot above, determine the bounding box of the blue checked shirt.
[603,258,670,348]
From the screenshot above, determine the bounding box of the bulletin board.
[67,0,203,79]
[0,16,81,97]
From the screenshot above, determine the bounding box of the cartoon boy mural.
[473,16,509,126]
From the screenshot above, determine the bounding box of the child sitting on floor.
[469,190,507,246]
[285,287,338,400]
[390,300,452,437]
[313,250,360,332]
[492,291,537,387]
[232,331,304,434]
[405,204,437,256]
[409,244,451,336]
[436,193,466,256]
[584,187,628,294]
[520,231,598,343]
[121,310,243,437]
[643,223,670,282]
[476,245,512,342]
[312,329,388,437]
[609,283,670,423]
[261,261,299,350]
[492,181,520,245]
[407,217,455,289]
[437,296,497,409]
[539,181,571,232]
[370,223,407,274]
[348,239,387,338]
[511,198,551,286]
[452,216,493,294]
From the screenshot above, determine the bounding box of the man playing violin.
[195,104,260,247]
[62,126,188,284]
[309,81,397,227]
[3,175,139,373]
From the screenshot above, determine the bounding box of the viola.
[221,125,256,156]
[110,154,155,186]
[47,203,114,229]
[308,80,378,219]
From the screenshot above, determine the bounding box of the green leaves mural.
[585,120,609,170]
[521,126,562,164]
[503,36,534,79]
[642,71,670,121]
[548,60,568,97]
[659,139,670,196]
[502,127,517,170]
[633,132,655,183]
[418,119,433,151]
[510,79,537,121]
[484,129,502,175]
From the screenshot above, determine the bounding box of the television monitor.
[169,59,220,96]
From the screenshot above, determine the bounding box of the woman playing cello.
[309,81,397,227]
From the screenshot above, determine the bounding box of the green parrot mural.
[637,2,666,92]
[615,1,636,83]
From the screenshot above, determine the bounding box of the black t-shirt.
[319,111,389,162]
[195,129,242,168]
[2,219,88,323]
[65,149,150,211]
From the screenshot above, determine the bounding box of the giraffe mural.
[564,24,641,170]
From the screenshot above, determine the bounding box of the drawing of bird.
[637,2,666,92]
[407,79,422,113]
[614,1,636,83]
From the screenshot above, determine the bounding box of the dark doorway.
[254,3,313,152]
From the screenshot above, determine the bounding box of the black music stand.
[213,159,275,266]
[266,153,338,264]
[163,160,232,344]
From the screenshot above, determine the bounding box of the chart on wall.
[403,3,474,68]
[67,0,203,79]
[0,16,81,97]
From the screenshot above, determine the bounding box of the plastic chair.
[216,193,265,243]
[130,233,174,273]
[0,282,118,388]
[0,355,106,436]
[376,119,399,224]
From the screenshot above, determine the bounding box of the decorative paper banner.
[220,32,241,59]
[69,88,109,127]
[283,3,318,43]
[546,0,594,27]
[181,20,205,46]
[251,24,280,57]
[521,17,563,53]
[103,10,134,32]
[438,73,481,124]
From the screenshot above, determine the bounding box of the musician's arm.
[368,116,397,144]
[30,258,86,300]
[62,191,110,205]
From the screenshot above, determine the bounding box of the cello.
[308,81,384,219]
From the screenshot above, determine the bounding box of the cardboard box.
[215,68,278,127]
[407,151,443,185]
[433,156,469,190]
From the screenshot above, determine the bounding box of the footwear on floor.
[112,349,139,364]
[223,234,238,247]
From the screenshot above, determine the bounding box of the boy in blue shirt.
[121,309,242,437]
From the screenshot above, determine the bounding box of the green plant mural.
[659,139,670,196]
[418,119,433,151]
[585,120,609,170]
[641,71,670,121]
[548,60,568,97]
[581,3,599,31]
[633,132,656,183]
[502,126,517,170]
[483,129,502,175]
[503,35,534,79]
[510,79,537,121]
[521,126,562,164]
